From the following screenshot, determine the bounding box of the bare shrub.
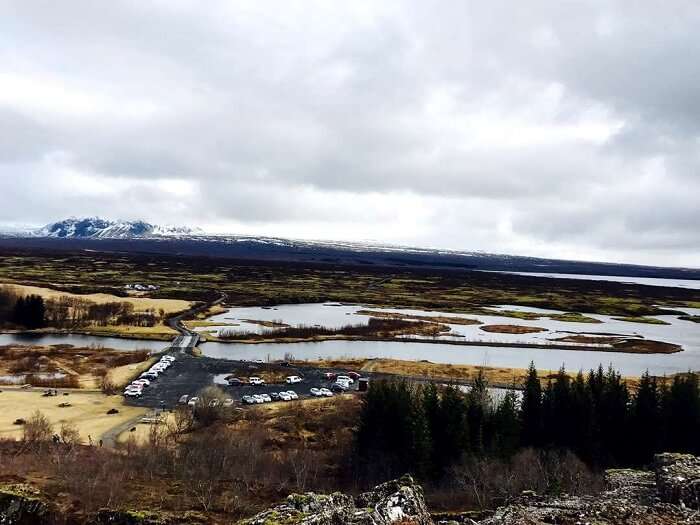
[59,422,82,447]
[22,410,53,446]
[442,449,603,511]
[193,386,228,426]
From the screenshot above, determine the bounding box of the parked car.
[260,394,272,403]
[141,372,158,380]
[319,388,333,397]
[227,377,244,386]
[249,377,265,386]
[132,379,150,387]
[252,395,265,404]
[346,372,361,380]
[285,390,299,400]
[336,378,352,389]
[188,397,199,406]
[223,398,234,407]
[178,394,189,404]
[241,395,255,404]
[270,392,281,401]
[323,372,336,380]
[310,388,323,397]
[286,375,302,384]
[124,389,142,397]
[330,383,347,393]
[336,375,354,384]
[279,391,292,401]
[208,399,221,408]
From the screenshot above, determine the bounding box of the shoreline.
[0,328,683,355]
[201,333,683,354]
[0,328,173,342]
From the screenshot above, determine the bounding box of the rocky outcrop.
[479,453,700,525]
[655,452,700,509]
[0,484,52,525]
[240,474,433,525]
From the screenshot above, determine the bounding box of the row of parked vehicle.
[124,355,176,397]
[227,375,303,386]
[242,390,299,404]
[179,394,235,408]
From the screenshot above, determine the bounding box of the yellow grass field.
[106,357,157,388]
[3,283,191,314]
[0,388,146,442]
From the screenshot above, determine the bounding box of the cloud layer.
[1,1,699,266]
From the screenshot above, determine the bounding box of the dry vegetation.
[0,395,360,522]
[217,317,450,342]
[479,324,547,334]
[4,283,191,314]
[0,344,151,388]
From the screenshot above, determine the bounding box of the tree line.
[355,363,700,483]
[0,286,162,329]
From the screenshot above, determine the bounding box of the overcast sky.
[1,1,699,267]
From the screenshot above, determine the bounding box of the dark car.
[270,392,281,401]
[227,377,244,386]
[347,372,361,380]
[330,383,348,393]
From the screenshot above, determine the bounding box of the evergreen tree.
[466,370,490,454]
[493,389,520,458]
[520,362,542,447]
[629,371,661,465]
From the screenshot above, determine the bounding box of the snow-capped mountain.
[36,218,200,239]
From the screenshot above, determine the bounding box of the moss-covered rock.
[0,484,52,525]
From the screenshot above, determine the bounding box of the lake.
[0,333,168,352]
[198,302,700,376]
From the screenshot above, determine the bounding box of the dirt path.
[100,412,148,448]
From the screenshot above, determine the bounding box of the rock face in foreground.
[0,484,52,525]
[241,475,433,525]
[479,452,700,525]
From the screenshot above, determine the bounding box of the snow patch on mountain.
[36,218,201,239]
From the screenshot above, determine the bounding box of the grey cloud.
[0,1,699,266]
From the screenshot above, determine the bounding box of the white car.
[279,392,292,401]
[178,394,189,404]
[161,355,175,361]
[336,375,354,384]
[319,388,333,397]
[208,399,221,408]
[223,398,234,407]
[124,390,142,398]
[260,394,272,403]
[188,397,199,406]
[124,387,143,397]
[285,391,299,400]
[132,379,150,387]
[252,395,265,404]
[286,375,302,384]
[310,388,323,397]
[249,377,265,386]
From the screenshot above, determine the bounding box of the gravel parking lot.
[125,350,364,409]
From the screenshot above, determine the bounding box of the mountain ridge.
[2,217,698,280]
